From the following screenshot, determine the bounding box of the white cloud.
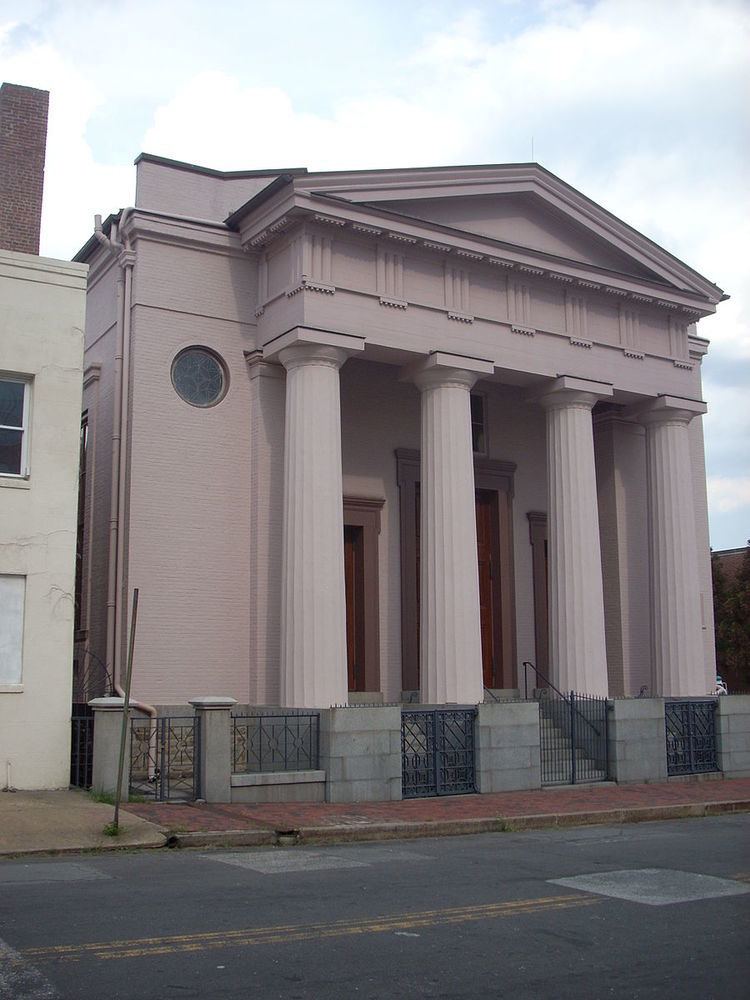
[708,477,750,514]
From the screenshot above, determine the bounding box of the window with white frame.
[0,378,30,476]
[0,575,25,686]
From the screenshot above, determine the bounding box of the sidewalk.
[2,780,748,859]
[126,777,750,849]
[0,789,166,858]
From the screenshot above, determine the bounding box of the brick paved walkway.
[125,777,750,836]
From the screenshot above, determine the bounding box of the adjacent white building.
[0,84,87,789]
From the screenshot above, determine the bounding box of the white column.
[409,353,493,704]
[539,376,612,697]
[278,342,349,708]
[638,396,708,696]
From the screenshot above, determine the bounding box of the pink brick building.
[74,155,725,710]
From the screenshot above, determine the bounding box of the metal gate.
[130,716,201,801]
[665,700,719,776]
[402,708,477,798]
[70,705,94,789]
[539,691,609,785]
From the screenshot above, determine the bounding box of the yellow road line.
[24,894,598,963]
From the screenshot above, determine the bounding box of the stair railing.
[522,660,606,741]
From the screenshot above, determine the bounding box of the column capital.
[244,349,285,381]
[263,326,365,366]
[401,351,494,392]
[278,342,351,372]
[537,375,613,412]
[631,394,707,427]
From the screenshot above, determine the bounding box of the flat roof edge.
[134,152,308,180]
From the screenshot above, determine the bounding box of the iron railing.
[523,661,609,785]
[130,716,200,801]
[402,708,477,798]
[232,713,320,773]
[665,700,719,776]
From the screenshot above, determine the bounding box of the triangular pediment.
[291,165,723,302]
[362,192,660,281]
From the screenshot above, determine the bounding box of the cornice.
[240,201,713,320]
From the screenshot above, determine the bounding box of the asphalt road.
[1,814,748,1000]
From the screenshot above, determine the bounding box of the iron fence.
[232,713,320,773]
[70,708,94,789]
[538,690,609,786]
[665,700,719,776]
[130,716,200,801]
[402,708,477,798]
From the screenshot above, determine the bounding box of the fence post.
[189,697,237,803]
[89,697,130,800]
[569,692,577,785]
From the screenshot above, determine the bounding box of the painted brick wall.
[0,83,48,255]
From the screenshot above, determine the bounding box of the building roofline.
[133,152,308,180]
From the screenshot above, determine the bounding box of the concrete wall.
[717,695,750,778]
[320,706,402,803]
[607,698,667,784]
[0,249,87,788]
[476,701,541,792]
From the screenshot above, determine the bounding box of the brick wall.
[0,83,49,255]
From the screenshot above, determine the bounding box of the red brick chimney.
[0,83,50,255]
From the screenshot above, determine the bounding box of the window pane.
[0,428,23,474]
[171,348,226,407]
[0,380,24,427]
[0,576,25,685]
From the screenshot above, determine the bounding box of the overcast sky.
[1,0,747,548]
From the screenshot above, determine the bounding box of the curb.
[0,832,168,860]
[166,798,750,850]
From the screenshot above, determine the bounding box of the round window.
[171,347,228,407]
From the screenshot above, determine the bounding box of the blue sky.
[1,0,747,548]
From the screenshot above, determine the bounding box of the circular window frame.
[170,346,229,409]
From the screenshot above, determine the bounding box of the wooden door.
[475,489,503,688]
[344,524,366,691]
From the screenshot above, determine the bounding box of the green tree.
[712,543,750,692]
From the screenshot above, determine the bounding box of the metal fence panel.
[232,713,320,773]
[70,709,94,789]
[665,700,719,776]
[129,716,200,801]
[402,708,477,798]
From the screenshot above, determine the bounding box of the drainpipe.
[94,212,155,724]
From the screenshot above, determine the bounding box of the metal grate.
[232,713,320,773]
[402,708,477,798]
[70,708,94,789]
[130,716,200,801]
[538,691,609,786]
[665,700,719,776]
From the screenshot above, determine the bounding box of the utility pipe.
[94,211,155,724]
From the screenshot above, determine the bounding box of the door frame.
[396,448,517,694]
[343,496,384,693]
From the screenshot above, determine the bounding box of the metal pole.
[113,588,139,831]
